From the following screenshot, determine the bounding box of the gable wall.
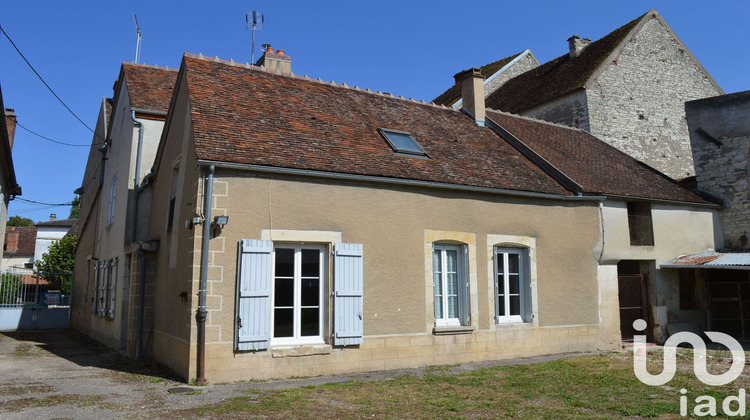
[520,89,590,131]
[483,53,539,101]
[586,16,722,179]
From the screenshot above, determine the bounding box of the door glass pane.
[445,250,459,319]
[508,253,519,274]
[510,296,520,316]
[498,297,505,317]
[274,279,293,306]
[301,249,320,277]
[275,248,294,277]
[509,274,520,295]
[301,308,319,336]
[301,278,319,307]
[274,308,293,337]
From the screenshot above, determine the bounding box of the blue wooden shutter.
[458,244,471,326]
[334,243,363,346]
[235,239,272,351]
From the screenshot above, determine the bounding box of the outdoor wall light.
[213,215,229,226]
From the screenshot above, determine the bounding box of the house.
[67,47,722,383]
[660,90,750,340]
[434,10,723,180]
[34,215,77,264]
[0,83,22,264]
[1,226,36,271]
[71,62,177,352]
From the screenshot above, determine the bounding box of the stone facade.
[523,90,590,131]
[482,51,539,102]
[687,90,750,249]
[587,16,723,180]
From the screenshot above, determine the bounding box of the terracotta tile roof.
[485,12,645,113]
[432,52,524,107]
[4,226,36,255]
[122,64,178,113]
[182,54,571,196]
[35,218,77,228]
[487,110,714,204]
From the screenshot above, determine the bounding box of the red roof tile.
[485,12,645,113]
[4,226,36,255]
[487,110,713,204]
[181,54,572,196]
[122,64,178,113]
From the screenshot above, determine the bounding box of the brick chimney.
[49,213,57,222]
[568,35,591,59]
[5,108,17,150]
[255,44,292,74]
[5,228,19,253]
[454,68,485,126]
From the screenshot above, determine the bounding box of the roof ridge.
[122,62,179,72]
[184,52,458,112]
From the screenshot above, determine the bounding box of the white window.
[107,174,117,225]
[433,244,469,327]
[494,247,531,323]
[271,245,325,345]
[235,239,363,351]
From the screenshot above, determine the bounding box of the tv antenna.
[246,11,264,64]
[133,14,142,64]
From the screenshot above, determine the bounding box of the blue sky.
[1,1,748,222]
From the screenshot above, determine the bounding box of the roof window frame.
[378,128,427,157]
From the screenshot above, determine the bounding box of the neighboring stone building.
[687,90,750,250]
[0,83,22,263]
[436,10,724,180]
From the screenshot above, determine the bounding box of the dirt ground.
[0,329,602,419]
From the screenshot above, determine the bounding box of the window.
[679,269,697,310]
[378,128,426,156]
[235,239,363,351]
[494,247,531,323]
[271,245,325,344]
[92,257,117,319]
[167,197,176,232]
[627,202,654,246]
[433,244,469,327]
[107,174,117,225]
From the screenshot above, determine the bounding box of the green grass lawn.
[191,351,749,419]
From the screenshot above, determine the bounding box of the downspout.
[597,201,606,264]
[196,165,215,385]
[130,111,144,243]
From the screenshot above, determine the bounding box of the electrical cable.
[16,121,102,147]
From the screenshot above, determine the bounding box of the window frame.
[107,174,117,225]
[270,244,327,346]
[494,247,529,324]
[432,243,469,327]
[627,202,654,246]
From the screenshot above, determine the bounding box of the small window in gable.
[378,128,426,156]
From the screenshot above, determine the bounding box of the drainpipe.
[196,165,214,385]
[130,111,144,243]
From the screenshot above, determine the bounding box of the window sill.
[271,344,332,358]
[433,325,475,336]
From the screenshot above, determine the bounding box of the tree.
[7,216,34,227]
[69,195,80,219]
[35,231,77,293]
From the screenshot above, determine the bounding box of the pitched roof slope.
[485,12,645,113]
[487,110,713,204]
[122,64,178,113]
[182,54,570,196]
[432,52,524,107]
[4,226,36,255]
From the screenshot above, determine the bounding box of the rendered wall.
[170,171,605,381]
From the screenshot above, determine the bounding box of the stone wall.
[687,91,750,249]
[587,16,722,180]
[522,90,590,131]
[484,52,539,100]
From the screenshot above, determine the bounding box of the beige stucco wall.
[595,201,720,343]
[162,170,605,381]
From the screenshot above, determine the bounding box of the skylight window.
[378,128,426,156]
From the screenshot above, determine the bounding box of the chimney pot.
[255,45,292,74]
[276,49,285,56]
[49,214,57,222]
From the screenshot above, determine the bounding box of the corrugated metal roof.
[662,251,750,269]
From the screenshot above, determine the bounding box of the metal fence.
[0,268,72,308]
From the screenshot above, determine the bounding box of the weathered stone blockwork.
[588,16,722,179]
[688,91,750,249]
[483,52,539,100]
